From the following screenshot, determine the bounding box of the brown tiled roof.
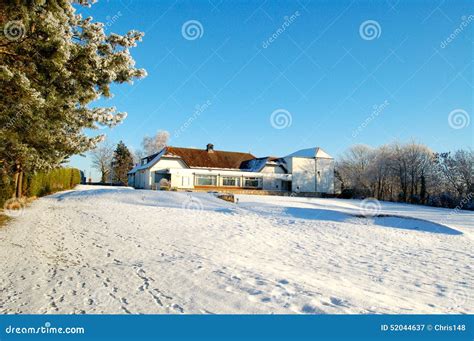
[164,146,255,169]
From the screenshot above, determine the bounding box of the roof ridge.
[167,146,255,156]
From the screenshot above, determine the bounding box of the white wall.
[262,177,279,191]
[284,156,334,194]
[291,157,316,192]
[316,158,334,194]
[149,158,187,172]
[149,158,189,189]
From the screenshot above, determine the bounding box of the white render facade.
[128,144,334,194]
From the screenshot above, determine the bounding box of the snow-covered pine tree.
[112,141,133,185]
[0,0,147,197]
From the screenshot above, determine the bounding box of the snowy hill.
[0,185,472,314]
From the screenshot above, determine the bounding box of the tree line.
[335,142,473,210]
[90,130,169,184]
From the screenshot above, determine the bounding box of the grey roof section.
[240,157,288,173]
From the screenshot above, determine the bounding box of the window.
[181,176,191,187]
[222,176,240,187]
[243,177,260,188]
[195,175,217,186]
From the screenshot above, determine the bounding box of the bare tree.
[141,130,170,156]
[336,144,374,196]
[436,149,474,197]
[368,144,393,200]
[90,141,114,183]
[335,141,473,209]
[132,149,146,165]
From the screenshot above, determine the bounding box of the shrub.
[27,168,81,197]
[0,173,15,208]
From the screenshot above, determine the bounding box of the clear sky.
[69,0,473,180]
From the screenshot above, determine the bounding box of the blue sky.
[69,0,473,179]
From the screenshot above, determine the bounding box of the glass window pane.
[222,177,240,186]
[244,177,260,187]
[196,175,217,186]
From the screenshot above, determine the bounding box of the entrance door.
[281,180,292,191]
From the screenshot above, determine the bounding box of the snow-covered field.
[0,185,472,314]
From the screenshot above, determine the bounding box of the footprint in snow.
[329,297,347,307]
[301,304,324,314]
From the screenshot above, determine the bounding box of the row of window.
[195,175,261,188]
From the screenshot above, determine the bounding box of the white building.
[128,144,334,194]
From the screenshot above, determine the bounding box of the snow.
[0,185,472,314]
[285,147,333,159]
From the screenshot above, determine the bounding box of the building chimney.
[206,143,214,152]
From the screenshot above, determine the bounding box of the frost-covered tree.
[336,144,374,196]
[112,141,133,185]
[141,130,170,156]
[435,150,474,198]
[0,0,146,197]
[335,142,473,209]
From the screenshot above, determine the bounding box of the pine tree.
[112,141,133,185]
[0,0,146,197]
